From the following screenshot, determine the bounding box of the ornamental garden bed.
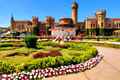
[0,41,101,80]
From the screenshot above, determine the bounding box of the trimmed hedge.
[112,38,120,42]
[0,42,98,74]
[0,61,16,74]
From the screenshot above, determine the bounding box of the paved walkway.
[45,47,120,80]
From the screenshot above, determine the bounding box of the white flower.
[2,74,7,78]
[13,73,17,76]
[34,75,37,79]
[22,71,26,74]
[38,75,41,78]
[15,76,19,79]
[20,74,24,77]
[29,75,33,79]
[27,72,30,75]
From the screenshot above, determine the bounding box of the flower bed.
[0,42,98,74]
[32,50,62,59]
[0,54,103,80]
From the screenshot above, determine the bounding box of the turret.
[71,0,78,24]
[96,10,106,28]
[10,15,14,31]
[32,16,39,26]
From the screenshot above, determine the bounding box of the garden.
[0,35,103,80]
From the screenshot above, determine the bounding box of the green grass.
[111,38,120,42]
[0,41,97,74]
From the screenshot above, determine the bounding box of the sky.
[0,0,120,27]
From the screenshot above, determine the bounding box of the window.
[119,24,120,28]
[93,24,95,27]
[117,24,119,29]
[91,24,92,28]
[101,23,103,27]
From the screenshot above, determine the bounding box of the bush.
[0,61,16,74]
[24,35,38,48]
[0,42,98,73]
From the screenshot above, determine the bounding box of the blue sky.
[0,0,120,27]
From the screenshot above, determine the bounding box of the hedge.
[0,42,98,74]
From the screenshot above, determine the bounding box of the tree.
[24,34,38,48]
[46,24,51,35]
[33,25,40,36]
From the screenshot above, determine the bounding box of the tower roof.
[96,9,106,15]
[72,0,78,8]
[10,14,14,23]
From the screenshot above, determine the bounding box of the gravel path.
[45,47,120,80]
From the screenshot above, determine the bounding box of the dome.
[58,18,74,27]
[59,18,73,25]
[96,10,106,15]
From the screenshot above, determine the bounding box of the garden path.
[45,46,120,80]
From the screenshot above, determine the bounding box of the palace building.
[10,0,120,37]
[11,16,55,36]
[10,0,85,37]
[85,10,120,36]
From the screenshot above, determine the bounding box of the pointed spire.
[11,14,14,23]
[73,0,76,3]
[72,0,78,9]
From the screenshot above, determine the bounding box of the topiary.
[24,35,38,48]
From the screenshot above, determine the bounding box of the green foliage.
[14,43,97,72]
[0,42,13,47]
[112,38,120,42]
[12,32,20,37]
[85,28,113,36]
[0,42,25,51]
[0,41,98,73]
[33,25,39,35]
[24,35,38,48]
[0,61,16,74]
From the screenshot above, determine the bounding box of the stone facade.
[10,1,120,37]
[51,18,76,37]
[11,16,55,36]
[85,10,120,36]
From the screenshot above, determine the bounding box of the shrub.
[24,35,38,48]
[33,25,40,35]
[0,43,13,47]
[0,42,98,73]
[0,61,16,74]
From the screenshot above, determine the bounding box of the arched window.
[101,23,103,27]
[119,23,120,28]
[91,24,92,28]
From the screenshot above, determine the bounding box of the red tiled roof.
[14,20,32,23]
[112,18,120,21]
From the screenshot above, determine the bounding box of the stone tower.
[71,0,78,24]
[96,10,106,28]
[32,16,39,26]
[45,16,55,29]
[10,15,14,31]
